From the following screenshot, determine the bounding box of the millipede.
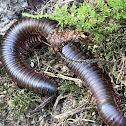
[0,17,126,126]
[0,17,58,94]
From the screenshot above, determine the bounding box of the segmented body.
[0,17,126,125]
[57,45,126,126]
[0,17,58,94]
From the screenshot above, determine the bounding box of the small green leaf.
[78,3,88,16]
[58,80,79,92]
[97,16,105,23]
[55,6,61,15]
[89,17,97,25]
[98,0,105,9]
[90,10,96,17]
[61,4,67,15]
[105,52,111,59]
[70,3,77,14]
[114,13,121,20]
[93,49,97,52]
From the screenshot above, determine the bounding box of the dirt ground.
[0,0,125,126]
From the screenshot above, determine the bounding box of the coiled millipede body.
[0,17,126,126]
[0,17,58,94]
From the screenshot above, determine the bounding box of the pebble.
[30,60,35,67]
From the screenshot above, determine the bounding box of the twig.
[26,94,56,117]
[60,0,74,4]
[67,118,95,123]
[52,105,96,119]
[51,93,94,119]
[59,52,114,64]
[34,51,40,69]
[41,61,82,85]
[45,71,82,84]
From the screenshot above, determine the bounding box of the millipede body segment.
[0,17,126,126]
[0,17,58,94]
[57,45,126,126]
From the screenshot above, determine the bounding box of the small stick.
[59,52,114,64]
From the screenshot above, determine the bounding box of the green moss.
[11,89,41,122]
[23,0,126,56]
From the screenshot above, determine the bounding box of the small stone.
[30,61,34,67]
[3,91,7,94]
